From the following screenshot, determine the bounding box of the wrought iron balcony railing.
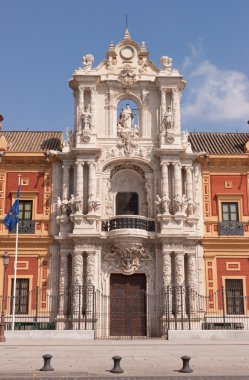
[102,216,155,232]
[218,221,244,236]
[11,220,36,234]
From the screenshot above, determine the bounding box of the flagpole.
[11,175,21,331]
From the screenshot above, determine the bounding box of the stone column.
[62,163,70,199]
[186,252,197,313]
[173,163,182,197]
[76,161,84,212]
[161,88,166,118]
[88,162,96,213]
[86,252,95,318]
[51,161,61,235]
[161,162,169,196]
[90,87,96,132]
[72,251,83,315]
[79,87,85,111]
[162,251,172,314]
[58,252,69,316]
[186,167,193,200]
[172,88,181,133]
[174,252,185,314]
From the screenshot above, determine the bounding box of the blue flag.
[2,185,20,232]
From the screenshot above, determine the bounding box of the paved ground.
[0,338,249,379]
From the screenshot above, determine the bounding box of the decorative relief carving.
[103,243,152,275]
[118,64,137,90]
[174,253,185,286]
[162,252,171,288]
[86,252,95,285]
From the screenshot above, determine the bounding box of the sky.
[1,0,249,136]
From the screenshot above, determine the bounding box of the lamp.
[0,252,9,342]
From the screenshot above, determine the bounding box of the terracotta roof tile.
[189,132,249,154]
[0,131,63,152]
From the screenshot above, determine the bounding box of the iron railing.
[11,220,35,234]
[1,285,249,337]
[102,216,155,232]
[218,221,244,236]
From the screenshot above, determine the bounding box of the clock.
[120,46,134,60]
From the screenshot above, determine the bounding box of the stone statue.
[161,194,170,214]
[61,195,69,215]
[186,198,194,216]
[160,56,172,72]
[81,105,92,131]
[155,195,162,214]
[162,105,174,131]
[56,197,62,216]
[82,54,94,71]
[74,192,82,213]
[174,194,182,214]
[69,194,76,214]
[118,104,134,130]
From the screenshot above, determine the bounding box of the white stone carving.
[103,243,151,275]
[155,194,171,214]
[88,194,101,213]
[118,64,137,90]
[82,54,94,71]
[160,56,172,72]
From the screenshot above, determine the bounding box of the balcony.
[218,221,244,236]
[11,220,36,234]
[102,216,155,232]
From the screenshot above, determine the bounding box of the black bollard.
[40,354,54,371]
[110,355,124,373]
[179,355,193,373]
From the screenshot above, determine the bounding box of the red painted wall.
[210,175,248,216]
[5,172,44,214]
[217,257,249,310]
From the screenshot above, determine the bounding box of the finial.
[109,41,115,50]
[140,41,147,51]
[124,14,131,39]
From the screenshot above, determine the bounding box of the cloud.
[182,61,249,123]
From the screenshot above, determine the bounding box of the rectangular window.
[221,202,239,222]
[11,279,29,314]
[19,200,32,220]
[225,279,244,315]
[116,192,139,215]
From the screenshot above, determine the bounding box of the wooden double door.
[110,273,146,337]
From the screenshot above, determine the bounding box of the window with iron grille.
[221,202,239,222]
[116,192,139,215]
[19,200,32,220]
[225,279,244,315]
[11,278,29,314]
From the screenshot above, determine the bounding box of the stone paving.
[0,338,249,379]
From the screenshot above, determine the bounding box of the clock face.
[120,46,134,60]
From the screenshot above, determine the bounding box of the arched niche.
[115,95,142,136]
[111,169,146,216]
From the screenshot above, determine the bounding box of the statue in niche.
[56,197,62,216]
[81,105,92,131]
[161,194,170,214]
[117,104,138,154]
[162,105,174,131]
[174,194,182,214]
[61,195,69,215]
[74,192,82,213]
[69,194,76,214]
[82,54,94,71]
[118,104,134,130]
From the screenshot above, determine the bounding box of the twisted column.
[174,252,185,314]
[72,252,83,314]
[86,252,95,316]
[186,253,197,313]
[162,251,172,314]
[58,252,69,315]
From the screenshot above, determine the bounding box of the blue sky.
[1,0,249,135]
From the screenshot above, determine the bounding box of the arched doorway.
[110,273,146,337]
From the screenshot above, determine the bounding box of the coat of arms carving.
[118,65,137,90]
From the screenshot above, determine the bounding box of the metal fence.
[1,285,249,337]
